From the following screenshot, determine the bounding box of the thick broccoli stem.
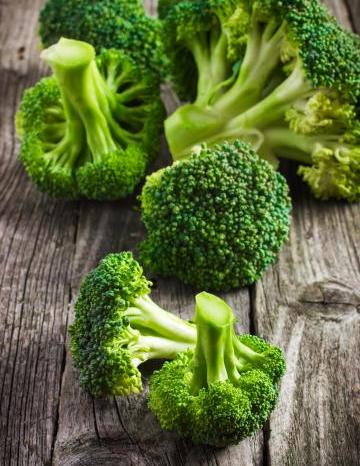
[42,38,119,158]
[227,63,312,131]
[191,292,239,394]
[125,295,197,344]
[215,19,287,116]
[166,61,313,159]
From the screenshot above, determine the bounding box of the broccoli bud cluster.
[140,141,292,291]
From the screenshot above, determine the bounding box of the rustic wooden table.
[1,0,359,465]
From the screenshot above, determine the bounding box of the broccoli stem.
[166,61,313,159]
[232,337,267,372]
[42,38,118,159]
[46,120,84,168]
[262,127,315,163]
[227,63,312,130]
[131,335,195,367]
[190,29,230,107]
[191,292,239,394]
[126,295,197,344]
[215,19,287,116]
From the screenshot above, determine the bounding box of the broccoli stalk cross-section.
[160,0,360,202]
[16,38,164,199]
[149,292,286,447]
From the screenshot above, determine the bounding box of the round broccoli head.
[16,42,164,200]
[139,140,292,291]
[149,351,278,447]
[39,0,167,82]
[69,252,152,396]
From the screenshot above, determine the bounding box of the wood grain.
[0,0,359,465]
[0,1,78,464]
[346,0,360,32]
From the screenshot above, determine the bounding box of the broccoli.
[16,38,164,200]
[39,0,166,82]
[160,0,360,202]
[139,140,291,291]
[69,252,197,396]
[149,292,285,447]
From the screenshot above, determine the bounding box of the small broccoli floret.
[39,0,166,82]
[69,252,197,396]
[16,38,164,199]
[234,334,286,384]
[149,292,285,447]
[160,0,360,201]
[139,140,291,291]
[264,126,360,202]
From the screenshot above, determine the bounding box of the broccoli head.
[160,0,360,202]
[69,252,197,396]
[39,0,166,82]
[139,140,291,291]
[149,292,286,447]
[16,38,164,199]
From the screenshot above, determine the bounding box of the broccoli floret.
[16,38,164,199]
[69,252,197,396]
[160,0,360,202]
[39,0,166,82]
[139,140,291,291]
[149,292,285,447]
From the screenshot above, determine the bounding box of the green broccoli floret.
[69,252,197,396]
[16,38,164,199]
[149,292,285,447]
[39,0,166,82]
[139,140,291,291]
[160,0,360,202]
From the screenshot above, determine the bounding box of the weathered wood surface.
[0,0,359,465]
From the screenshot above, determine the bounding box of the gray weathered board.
[0,0,359,465]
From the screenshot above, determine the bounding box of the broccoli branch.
[125,295,197,344]
[166,60,313,159]
[215,18,288,116]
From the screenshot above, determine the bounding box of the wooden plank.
[255,2,360,464]
[0,1,79,464]
[346,0,360,32]
[255,174,360,465]
[0,0,358,465]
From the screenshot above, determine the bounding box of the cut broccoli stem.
[125,295,197,344]
[41,38,118,160]
[191,292,239,394]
